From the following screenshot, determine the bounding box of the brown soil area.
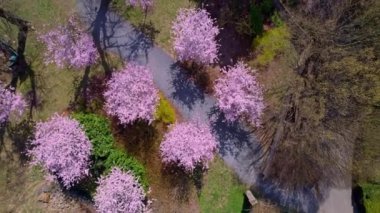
[202,0,253,67]
[113,121,200,213]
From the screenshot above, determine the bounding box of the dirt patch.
[178,62,221,94]
[202,0,253,67]
[113,121,200,213]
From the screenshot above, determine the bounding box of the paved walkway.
[76,1,353,212]
[76,0,259,176]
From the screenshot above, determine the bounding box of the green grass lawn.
[199,157,247,213]
[362,183,380,213]
[1,1,250,212]
[112,0,195,54]
[0,0,90,211]
[1,0,80,120]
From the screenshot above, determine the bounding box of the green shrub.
[362,183,380,213]
[252,25,291,66]
[155,94,176,124]
[72,113,114,159]
[260,0,274,16]
[249,0,274,36]
[105,148,149,190]
[271,11,284,27]
[250,5,264,36]
[72,113,148,189]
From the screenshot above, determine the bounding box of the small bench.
[245,190,258,206]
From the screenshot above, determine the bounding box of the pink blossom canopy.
[214,62,265,126]
[0,84,26,123]
[104,64,159,125]
[94,167,147,213]
[172,8,219,65]
[126,0,153,10]
[39,17,98,69]
[28,114,92,188]
[160,120,217,172]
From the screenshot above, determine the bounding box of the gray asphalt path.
[76,1,353,212]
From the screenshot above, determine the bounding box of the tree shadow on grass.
[80,0,158,66]
[90,0,113,77]
[113,120,158,163]
[70,66,108,114]
[71,66,91,110]
[0,9,42,164]
[161,165,193,202]
[0,124,11,160]
[6,120,35,164]
[191,0,253,66]
[0,119,35,165]
[192,166,205,197]
[113,118,199,204]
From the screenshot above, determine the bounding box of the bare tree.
[256,0,380,210]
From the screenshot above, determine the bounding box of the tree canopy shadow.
[124,21,158,61]
[169,62,205,111]
[70,66,95,112]
[208,107,334,212]
[0,8,39,118]
[252,175,321,213]
[208,107,260,158]
[79,0,158,66]
[0,8,39,164]
[73,74,107,113]
[191,0,253,66]
[113,119,158,163]
[89,0,113,76]
[6,120,35,164]
[0,119,35,165]
[161,164,193,202]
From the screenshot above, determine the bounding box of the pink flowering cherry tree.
[104,64,159,125]
[39,17,98,69]
[172,8,220,65]
[160,120,217,172]
[28,114,92,189]
[0,84,26,124]
[94,167,148,213]
[126,0,153,11]
[214,62,265,127]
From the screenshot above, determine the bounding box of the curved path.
[76,1,353,212]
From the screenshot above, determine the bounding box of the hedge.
[72,112,148,189]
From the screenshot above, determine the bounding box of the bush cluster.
[72,113,148,189]
[249,0,274,36]
[155,94,176,125]
[104,149,148,189]
[362,183,380,212]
